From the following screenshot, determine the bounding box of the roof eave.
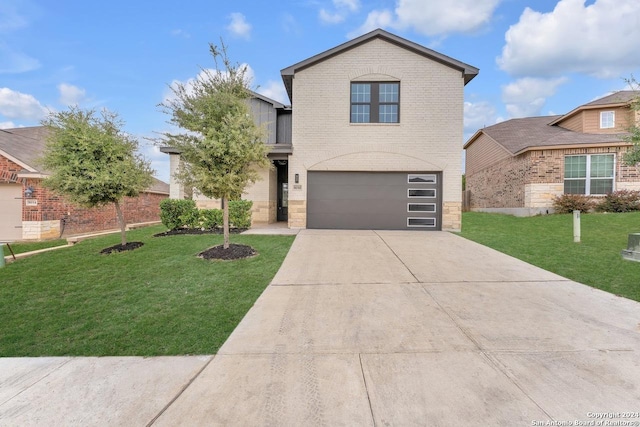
[514,140,631,156]
[280,28,479,101]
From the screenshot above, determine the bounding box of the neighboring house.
[464,91,640,216]
[0,126,169,241]
[164,29,478,231]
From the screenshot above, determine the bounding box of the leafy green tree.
[622,77,640,167]
[41,108,154,247]
[158,42,270,249]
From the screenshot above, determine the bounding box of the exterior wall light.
[295,174,299,184]
[24,186,35,198]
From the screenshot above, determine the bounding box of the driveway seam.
[373,231,419,283]
[0,357,73,407]
[358,353,377,427]
[421,284,554,420]
[146,355,215,426]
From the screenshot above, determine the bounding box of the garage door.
[0,183,23,241]
[307,171,442,230]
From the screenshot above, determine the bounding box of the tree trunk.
[114,200,127,246]
[223,196,230,249]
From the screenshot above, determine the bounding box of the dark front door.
[276,161,288,222]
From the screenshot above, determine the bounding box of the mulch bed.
[198,244,257,261]
[153,228,247,237]
[100,241,144,254]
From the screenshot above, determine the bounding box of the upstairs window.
[564,154,614,195]
[600,111,615,129]
[350,82,400,123]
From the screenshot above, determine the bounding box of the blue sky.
[2,0,639,181]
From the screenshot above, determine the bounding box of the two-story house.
[464,91,640,216]
[164,29,478,231]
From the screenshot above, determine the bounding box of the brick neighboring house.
[464,91,640,216]
[0,126,169,241]
[164,29,478,231]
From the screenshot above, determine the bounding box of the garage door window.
[408,174,436,183]
[408,188,436,198]
[408,203,436,212]
[408,217,436,227]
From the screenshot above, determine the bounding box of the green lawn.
[3,239,68,257]
[459,211,640,302]
[0,225,294,357]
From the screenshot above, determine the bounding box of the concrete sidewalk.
[1,230,639,426]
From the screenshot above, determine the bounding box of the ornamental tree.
[157,42,270,249]
[623,77,640,167]
[41,107,154,247]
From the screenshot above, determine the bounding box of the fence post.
[573,210,581,243]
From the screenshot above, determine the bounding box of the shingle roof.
[583,90,639,107]
[0,126,48,172]
[468,116,628,155]
[0,126,169,194]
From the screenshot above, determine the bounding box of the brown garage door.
[307,171,442,230]
[0,183,23,241]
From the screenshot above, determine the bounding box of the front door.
[276,161,288,222]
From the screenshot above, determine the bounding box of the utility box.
[621,233,640,262]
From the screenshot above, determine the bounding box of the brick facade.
[1,155,167,240]
[468,146,640,213]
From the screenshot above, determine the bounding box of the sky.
[2,0,639,182]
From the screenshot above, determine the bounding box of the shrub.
[595,190,640,213]
[179,208,203,229]
[229,200,253,229]
[552,194,596,214]
[200,209,223,229]
[160,199,197,229]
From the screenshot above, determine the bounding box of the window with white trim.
[564,154,615,195]
[600,111,615,129]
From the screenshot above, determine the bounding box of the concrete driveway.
[2,230,640,426]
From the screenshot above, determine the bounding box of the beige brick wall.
[290,38,465,230]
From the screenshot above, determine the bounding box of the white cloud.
[163,64,256,104]
[350,0,501,38]
[348,10,394,38]
[464,101,497,135]
[257,80,289,105]
[0,121,16,129]
[0,3,28,32]
[320,0,361,25]
[501,77,568,118]
[226,13,251,40]
[394,0,501,36]
[170,29,190,38]
[319,9,346,24]
[0,87,48,121]
[498,0,640,78]
[58,83,86,106]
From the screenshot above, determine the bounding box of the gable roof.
[0,126,169,193]
[465,115,628,155]
[548,90,639,126]
[0,126,48,172]
[280,28,479,103]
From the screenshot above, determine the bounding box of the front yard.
[460,211,640,302]
[0,225,294,357]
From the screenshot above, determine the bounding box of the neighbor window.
[350,82,399,123]
[600,111,615,129]
[564,154,614,195]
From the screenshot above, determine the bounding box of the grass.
[0,225,294,357]
[459,211,640,302]
[2,239,68,256]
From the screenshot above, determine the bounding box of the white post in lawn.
[0,244,5,268]
[573,210,581,243]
